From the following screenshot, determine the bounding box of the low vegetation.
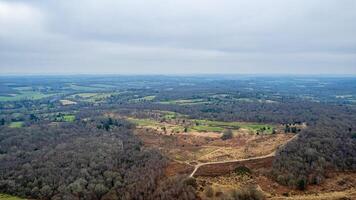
[231,185,265,200]
[0,193,24,200]
[221,129,233,140]
[0,91,53,102]
[8,121,23,128]
[234,166,252,176]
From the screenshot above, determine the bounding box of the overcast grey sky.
[0,0,355,75]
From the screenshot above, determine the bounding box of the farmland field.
[63,115,75,122]
[0,91,54,102]
[9,122,24,128]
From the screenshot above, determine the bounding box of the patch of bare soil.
[165,161,194,177]
[194,156,274,177]
[182,131,222,138]
[198,134,293,162]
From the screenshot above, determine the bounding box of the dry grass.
[269,189,356,200]
[134,124,293,164]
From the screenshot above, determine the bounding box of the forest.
[0,116,197,199]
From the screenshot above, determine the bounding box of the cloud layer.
[0,0,355,74]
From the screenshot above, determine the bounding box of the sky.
[0,0,355,75]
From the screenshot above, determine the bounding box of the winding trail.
[189,133,299,177]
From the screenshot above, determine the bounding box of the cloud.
[0,2,44,37]
[0,0,355,74]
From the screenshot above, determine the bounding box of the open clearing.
[121,110,287,165]
[9,122,24,128]
[0,193,24,200]
[133,121,300,199]
[131,115,291,164]
[54,114,75,122]
[127,111,276,135]
[59,99,77,105]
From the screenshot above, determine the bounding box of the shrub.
[204,186,214,197]
[297,178,307,190]
[184,177,198,189]
[221,129,233,140]
[234,166,252,175]
[351,132,356,139]
[231,185,265,200]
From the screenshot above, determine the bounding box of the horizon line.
[1,72,356,77]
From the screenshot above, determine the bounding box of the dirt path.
[198,146,224,159]
[189,134,299,177]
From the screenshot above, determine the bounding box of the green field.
[128,117,186,133]
[73,93,98,98]
[127,118,158,126]
[0,194,24,200]
[193,119,274,133]
[127,113,274,134]
[0,91,54,102]
[158,111,189,120]
[55,114,75,122]
[162,111,179,119]
[190,125,224,132]
[63,115,75,122]
[9,122,24,128]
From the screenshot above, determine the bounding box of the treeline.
[112,99,352,124]
[0,117,197,199]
